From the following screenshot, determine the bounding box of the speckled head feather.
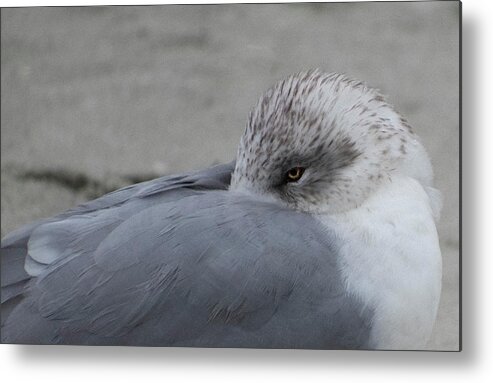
[230,70,435,214]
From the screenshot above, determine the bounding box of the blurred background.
[1,2,459,350]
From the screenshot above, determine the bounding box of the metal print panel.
[0,1,460,350]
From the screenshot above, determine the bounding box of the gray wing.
[1,162,234,249]
[1,162,233,321]
[1,167,372,349]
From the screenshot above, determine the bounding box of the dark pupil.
[287,167,304,182]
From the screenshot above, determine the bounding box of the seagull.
[0,70,442,349]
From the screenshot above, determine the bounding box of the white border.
[2,0,492,382]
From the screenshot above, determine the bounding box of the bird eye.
[286,167,305,182]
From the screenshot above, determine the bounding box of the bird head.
[230,70,435,215]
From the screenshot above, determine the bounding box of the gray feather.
[1,162,234,249]
[1,162,372,348]
[1,162,233,322]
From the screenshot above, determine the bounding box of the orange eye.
[286,167,305,182]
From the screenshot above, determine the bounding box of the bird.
[0,70,442,350]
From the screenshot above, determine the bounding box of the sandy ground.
[1,3,460,350]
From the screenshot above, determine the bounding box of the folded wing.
[1,163,372,348]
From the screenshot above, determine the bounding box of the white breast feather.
[317,176,442,350]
